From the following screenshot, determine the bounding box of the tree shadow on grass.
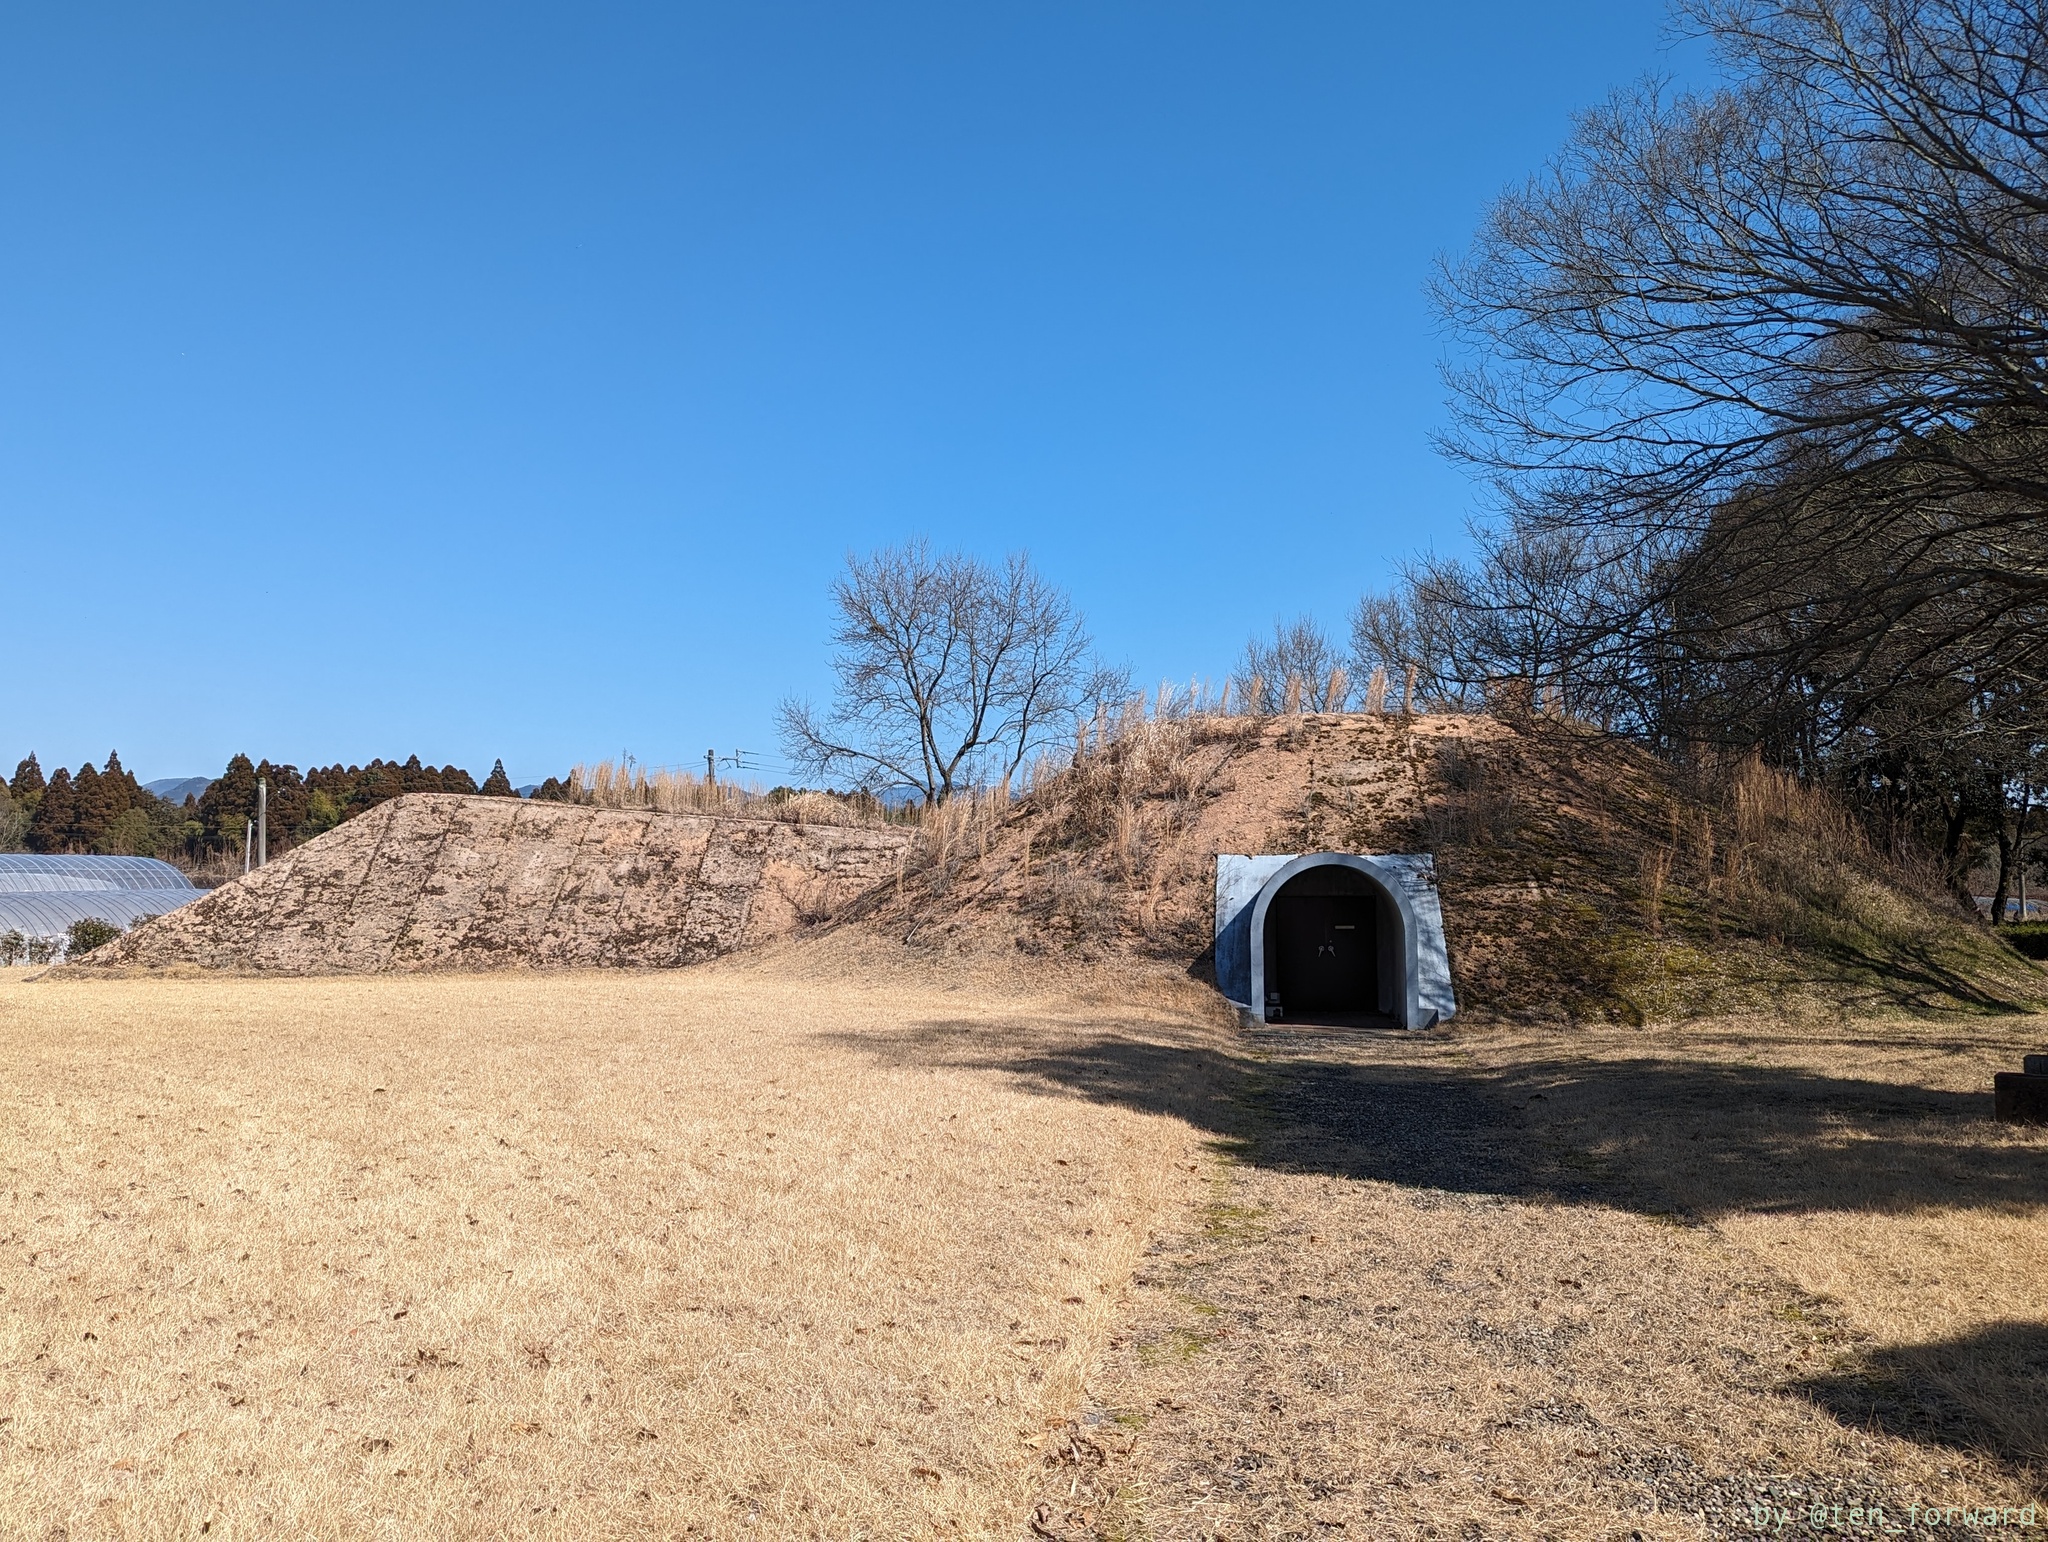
[826,1015,2048,1219]
[826,1010,2048,1485]
[1790,1321,2048,1479]
[1794,928,2044,1018]
[1328,1043,2047,1483]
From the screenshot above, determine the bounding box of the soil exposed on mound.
[76,794,914,975]
[856,711,2038,1021]
[72,715,2037,1017]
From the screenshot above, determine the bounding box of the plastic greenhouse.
[0,855,203,957]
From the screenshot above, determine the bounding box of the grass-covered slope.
[858,711,2042,1021]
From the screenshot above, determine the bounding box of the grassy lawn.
[5,947,2044,1540]
[0,955,1216,1538]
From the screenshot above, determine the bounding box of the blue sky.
[1,3,1700,786]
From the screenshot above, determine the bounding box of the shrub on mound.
[1999,921,2048,961]
[65,917,122,958]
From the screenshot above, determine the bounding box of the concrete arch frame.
[1248,852,1424,1029]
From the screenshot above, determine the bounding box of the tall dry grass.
[1709,755,1954,951]
[979,694,1267,947]
[566,761,904,830]
[1362,666,1388,715]
[890,682,1241,898]
[830,684,1256,951]
[910,784,1017,872]
[165,849,233,889]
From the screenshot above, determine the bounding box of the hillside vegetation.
[857,709,2042,1022]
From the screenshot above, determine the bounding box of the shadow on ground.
[825,1010,2048,1479]
[1791,1321,2048,1474]
[837,1015,2046,1218]
[1798,929,2045,1016]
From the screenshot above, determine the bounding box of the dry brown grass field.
[0,947,1217,1539]
[4,942,2046,1540]
[1025,1006,2048,1539]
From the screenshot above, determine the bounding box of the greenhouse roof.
[0,855,197,891]
[0,889,201,938]
[0,855,203,941]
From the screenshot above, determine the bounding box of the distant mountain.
[143,777,213,806]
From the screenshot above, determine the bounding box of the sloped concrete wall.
[1213,854,1295,1005]
[84,794,914,975]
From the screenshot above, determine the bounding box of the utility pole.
[705,750,716,789]
[244,818,254,875]
[257,777,268,868]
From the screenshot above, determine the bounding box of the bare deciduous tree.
[1351,528,1646,721]
[1437,0,2048,716]
[778,542,1124,805]
[1234,617,1345,714]
[1350,586,1463,711]
[1335,0,2048,901]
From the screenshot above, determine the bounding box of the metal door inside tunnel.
[1264,889,1379,1019]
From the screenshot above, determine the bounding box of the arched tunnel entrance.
[1251,857,1408,1026]
[1218,851,1450,1030]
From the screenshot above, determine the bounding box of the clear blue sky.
[2,3,1699,786]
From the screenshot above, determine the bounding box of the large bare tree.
[1352,527,1647,721]
[1437,0,2048,722]
[778,542,1122,805]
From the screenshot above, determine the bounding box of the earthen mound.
[78,794,913,975]
[854,712,2040,1021]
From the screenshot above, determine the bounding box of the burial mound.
[78,793,913,975]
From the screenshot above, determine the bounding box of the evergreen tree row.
[1,752,197,859]
[2,752,526,860]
